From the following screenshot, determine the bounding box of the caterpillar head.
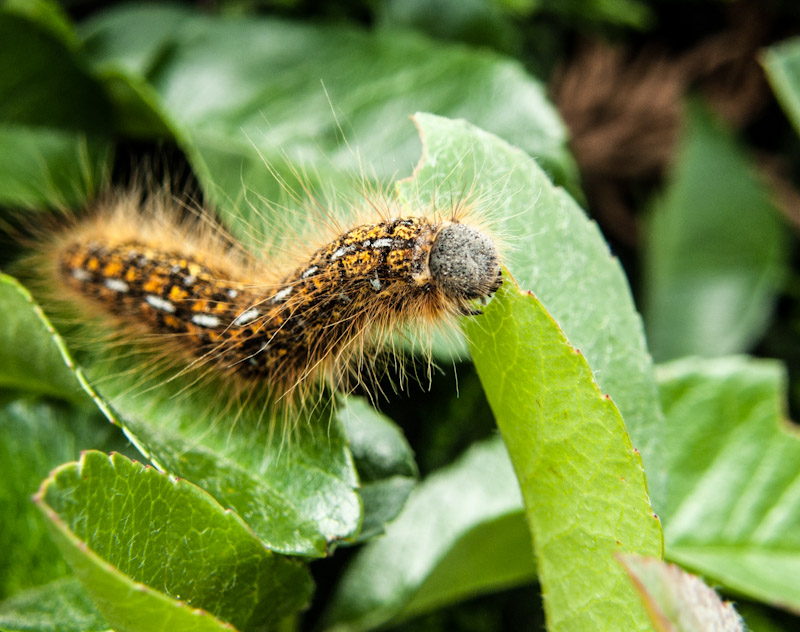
[429,223,503,302]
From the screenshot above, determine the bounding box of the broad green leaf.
[78,2,579,231]
[323,436,531,631]
[0,398,117,599]
[657,356,800,611]
[0,274,87,403]
[98,379,362,557]
[403,113,667,511]
[0,578,107,632]
[0,11,107,131]
[0,125,111,210]
[410,0,654,27]
[2,273,360,556]
[105,390,423,553]
[643,103,788,362]
[376,0,524,56]
[619,555,745,632]
[116,396,417,556]
[532,0,652,27]
[764,37,800,137]
[327,114,666,629]
[466,280,663,632]
[319,0,652,52]
[36,450,313,632]
[400,0,653,27]
[337,397,418,541]
[0,0,75,46]
[1,276,362,559]
[0,9,112,208]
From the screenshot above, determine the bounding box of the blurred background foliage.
[3,0,800,630]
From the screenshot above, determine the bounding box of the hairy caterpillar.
[39,184,503,409]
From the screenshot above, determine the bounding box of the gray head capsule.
[429,223,502,300]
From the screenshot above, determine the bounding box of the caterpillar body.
[47,188,503,406]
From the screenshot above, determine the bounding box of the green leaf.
[379,0,653,37]
[0,11,108,131]
[764,36,800,137]
[643,103,788,362]
[337,397,418,541]
[324,436,532,631]
[376,0,524,56]
[1,272,360,557]
[88,365,362,557]
[0,398,117,600]
[657,356,800,611]
[466,280,663,632]
[618,555,745,632]
[0,274,87,403]
[0,9,112,208]
[78,2,579,225]
[532,0,652,28]
[403,113,667,511]
[36,450,313,632]
[0,125,111,210]
[1,276,360,558]
[0,577,107,632]
[0,0,76,47]
[327,114,666,630]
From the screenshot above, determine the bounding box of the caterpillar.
[39,185,503,409]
